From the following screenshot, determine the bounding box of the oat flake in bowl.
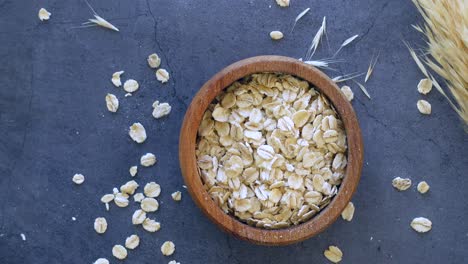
[195,73,347,229]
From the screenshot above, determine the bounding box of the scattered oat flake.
[132,209,146,225]
[417,100,431,115]
[125,93,132,97]
[161,241,175,256]
[276,0,290,7]
[111,71,124,87]
[123,79,139,93]
[140,153,157,167]
[392,177,412,191]
[291,8,310,33]
[125,234,140,249]
[144,182,161,198]
[417,78,433,95]
[105,93,119,112]
[270,31,284,40]
[129,166,138,177]
[38,8,51,21]
[341,202,355,221]
[417,181,430,194]
[112,245,127,260]
[133,192,145,203]
[147,53,161,68]
[142,218,160,232]
[152,101,172,119]
[340,86,354,101]
[411,217,432,233]
[324,245,343,263]
[156,69,170,83]
[72,217,76,221]
[101,194,114,203]
[168,261,180,264]
[72,174,85,185]
[120,180,139,195]
[20,233,26,241]
[129,123,147,143]
[94,258,109,264]
[141,197,159,212]
[171,191,182,201]
[94,217,108,234]
[114,193,129,207]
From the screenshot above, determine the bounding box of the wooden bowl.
[179,55,363,245]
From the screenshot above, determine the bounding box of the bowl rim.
[179,55,363,245]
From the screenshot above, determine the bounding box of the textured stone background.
[0,0,467,263]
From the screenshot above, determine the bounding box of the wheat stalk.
[410,0,468,127]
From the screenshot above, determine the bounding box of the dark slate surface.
[0,0,467,263]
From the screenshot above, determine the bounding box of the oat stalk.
[81,0,119,32]
[87,15,119,32]
[364,51,380,83]
[303,58,341,70]
[291,8,310,33]
[429,73,459,114]
[409,0,468,127]
[403,40,428,77]
[353,80,371,99]
[306,16,326,60]
[332,72,366,83]
[411,24,424,33]
[333,34,359,57]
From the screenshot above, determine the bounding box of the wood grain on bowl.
[179,55,363,245]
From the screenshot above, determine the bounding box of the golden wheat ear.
[410,0,468,127]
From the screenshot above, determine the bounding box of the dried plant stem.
[403,41,428,77]
[291,8,310,33]
[364,51,380,83]
[332,72,366,83]
[333,34,359,58]
[88,15,119,32]
[306,17,326,60]
[410,0,468,127]
[303,58,341,70]
[353,80,371,99]
[70,24,98,30]
[81,0,119,32]
[411,24,424,33]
